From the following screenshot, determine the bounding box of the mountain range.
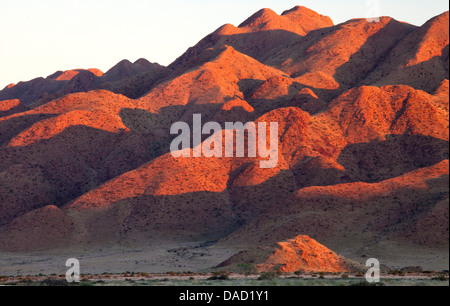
[0,6,448,273]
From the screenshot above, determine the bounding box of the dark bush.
[40,278,69,286]
[208,271,230,280]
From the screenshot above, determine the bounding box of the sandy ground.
[336,240,450,271]
[1,239,448,277]
[0,241,239,276]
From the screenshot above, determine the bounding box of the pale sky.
[0,0,448,89]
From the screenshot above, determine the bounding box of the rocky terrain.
[0,5,448,274]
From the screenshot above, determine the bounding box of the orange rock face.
[54,70,80,81]
[0,99,25,117]
[256,236,357,273]
[88,68,104,77]
[0,99,21,112]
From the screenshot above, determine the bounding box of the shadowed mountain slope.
[363,11,449,92]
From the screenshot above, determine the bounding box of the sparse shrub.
[19,279,33,286]
[40,278,69,286]
[401,266,423,274]
[238,263,258,277]
[208,275,229,280]
[208,271,230,280]
[433,273,449,281]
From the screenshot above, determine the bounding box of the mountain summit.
[237,6,333,35]
[169,6,334,73]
